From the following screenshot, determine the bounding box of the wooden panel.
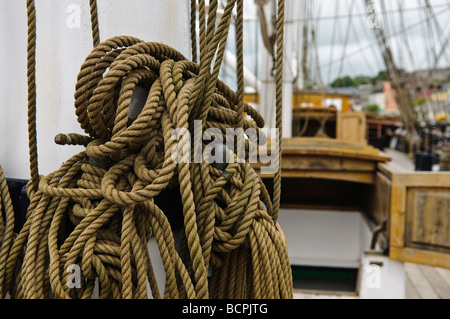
[368,171,391,226]
[281,138,390,162]
[253,138,390,184]
[389,174,407,248]
[383,165,450,269]
[281,155,375,172]
[259,170,374,184]
[406,189,450,251]
[336,112,367,144]
[390,246,450,269]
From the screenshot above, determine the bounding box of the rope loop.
[5,0,292,299]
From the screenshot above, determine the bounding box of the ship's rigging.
[218,0,450,148]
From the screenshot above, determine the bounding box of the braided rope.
[273,0,285,221]
[26,0,39,195]
[0,165,15,298]
[1,0,292,299]
[89,0,100,47]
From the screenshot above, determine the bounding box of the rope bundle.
[0,165,15,297]
[0,0,292,299]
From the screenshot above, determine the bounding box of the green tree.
[329,69,406,88]
[363,104,380,113]
[330,75,356,88]
[371,70,389,85]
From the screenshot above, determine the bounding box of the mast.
[365,0,419,152]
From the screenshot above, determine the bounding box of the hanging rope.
[89,0,100,47]
[26,0,39,196]
[273,0,285,220]
[0,165,15,298]
[2,0,291,299]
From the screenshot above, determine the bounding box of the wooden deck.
[382,149,450,298]
[405,263,450,299]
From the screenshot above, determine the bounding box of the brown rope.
[273,0,285,221]
[26,0,39,195]
[2,0,292,299]
[190,0,198,63]
[235,0,245,128]
[89,0,100,47]
[0,165,15,298]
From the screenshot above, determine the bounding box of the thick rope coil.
[2,0,292,299]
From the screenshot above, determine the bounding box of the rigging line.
[293,0,300,55]
[354,0,384,72]
[383,0,404,70]
[398,0,417,70]
[396,1,404,69]
[366,0,418,144]
[415,24,450,71]
[291,0,301,88]
[424,0,438,82]
[424,0,450,66]
[380,0,393,56]
[349,13,377,76]
[300,0,312,87]
[420,0,433,75]
[432,23,450,70]
[325,0,340,86]
[255,0,275,59]
[312,1,324,88]
[320,6,449,70]
[284,3,448,23]
[398,0,434,121]
[399,2,436,122]
[336,0,356,82]
[308,1,318,85]
[311,28,324,89]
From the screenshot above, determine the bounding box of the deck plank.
[435,267,450,288]
[405,273,421,299]
[419,265,450,299]
[404,263,439,299]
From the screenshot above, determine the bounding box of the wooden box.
[370,162,450,269]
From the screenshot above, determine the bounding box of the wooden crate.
[336,112,366,145]
[370,162,450,269]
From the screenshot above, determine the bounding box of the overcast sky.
[230,0,450,88]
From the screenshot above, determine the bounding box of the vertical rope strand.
[89,0,100,47]
[235,0,244,127]
[272,0,285,221]
[0,165,15,298]
[26,0,39,195]
[190,0,198,63]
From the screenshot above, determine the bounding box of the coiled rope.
[0,0,292,299]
